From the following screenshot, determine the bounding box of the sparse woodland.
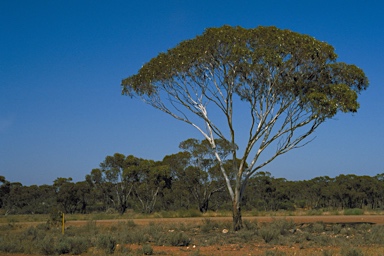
[1,140,384,216]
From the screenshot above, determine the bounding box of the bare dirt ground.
[123,243,384,256]
[83,215,384,255]
[63,214,384,227]
[3,215,384,256]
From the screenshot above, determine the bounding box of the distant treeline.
[1,141,384,215]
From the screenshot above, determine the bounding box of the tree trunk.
[231,172,245,231]
[199,198,209,213]
[232,198,243,231]
[119,203,127,215]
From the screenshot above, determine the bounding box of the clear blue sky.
[1,1,383,185]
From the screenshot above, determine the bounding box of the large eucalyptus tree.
[121,26,368,230]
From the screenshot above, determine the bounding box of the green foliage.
[259,225,280,243]
[57,236,90,255]
[97,234,116,254]
[5,159,384,219]
[306,209,324,216]
[310,222,325,233]
[47,208,63,227]
[0,236,22,253]
[126,219,137,227]
[176,209,202,217]
[22,226,39,240]
[122,228,147,244]
[258,219,295,244]
[200,218,220,233]
[332,224,342,234]
[340,247,364,256]
[82,220,98,235]
[123,26,368,107]
[166,231,191,246]
[122,25,368,230]
[363,225,384,244]
[1,218,384,254]
[322,250,335,256]
[142,243,154,255]
[270,219,295,235]
[243,219,258,230]
[344,208,364,215]
[39,236,55,255]
[55,237,70,254]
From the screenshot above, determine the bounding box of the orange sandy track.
[64,215,384,227]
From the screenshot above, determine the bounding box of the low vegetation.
[1,214,384,255]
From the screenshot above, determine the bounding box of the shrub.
[258,225,280,243]
[176,222,187,231]
[322,249,335,256]
[364,225,384,244]
[243,220,258,231]
[105,208,117,214]
[56,237,71,254]
[34,222,50,232]
[340,227,352,236]
[312,234,333,247]
[356,223,372,231]
[21,226,45,242]
[167,231,190,246]
[203,234,221,245]
[67,236,90,254]
[340,247,363,256]
[270,219,295,235]
[142,244,153,255]
[177,209,202,217]
[311,222,325,233]
[148,221,163,234]
[83,220,98,234]
[201,218,219,233]
[278,201,295,211]
[332,224,342,234]
[97,234,116,254]
[48,208,63,228]
[126,219,137,228]
[237,229,257,243]
[141,222,163,243]
[307,209,323,216]
[122,228,148,244]
[344,208,364,215]
[257,219,295,244]
[0,236,22,253]
[39,236,55,255]
[296,200,307,209]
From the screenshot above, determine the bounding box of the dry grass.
[2,208,384,225]
[2,213,384,255]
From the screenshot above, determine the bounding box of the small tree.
[132,159,172,214]
[95,153,137,214]
[121,26,368,230]
[178,138,234,212]
[0,176,10,211]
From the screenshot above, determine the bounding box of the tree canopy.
[121,25,368,230]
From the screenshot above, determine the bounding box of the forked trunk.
[232,199,243,231]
